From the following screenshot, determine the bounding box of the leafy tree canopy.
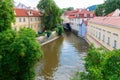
[37,0,62,31]
[0,28,43,80]
[0,0,15,32]
[95,4,105,16]
[95,0,120,16]
[61,7,74,13]
[104,0,120,15]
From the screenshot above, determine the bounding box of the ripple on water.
[35,32,88,80]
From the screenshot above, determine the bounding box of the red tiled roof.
[68,15,75,19]
[14,8,41,17]
[79,9,91,14]
[64,10,79,16]
[64,9,95,19]
[89,17,120,28]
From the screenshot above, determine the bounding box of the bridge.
[63,23,72,31]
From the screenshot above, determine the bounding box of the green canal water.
[36,32,88,80]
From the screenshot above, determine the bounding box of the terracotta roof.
[79,9,92,14]
[64,9,95,19]
[89,17,120,28]
[14,8,41,17]
[68,15,75,19]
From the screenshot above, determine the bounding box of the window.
[102,35,105,42]
[30,18,32,22]
[19,18,22,22]
[113,40,117,49]
[35,17,37,21]
[113,33,118,49]
[107,37,110,45]
[99,32,101,40]
[23,18,25,22]
[90,14,93,17]
[96,31,97,37]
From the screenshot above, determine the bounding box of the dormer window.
[28,10,33,16]
[75,14,79,17]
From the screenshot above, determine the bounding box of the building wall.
[86,22,120,50]
[78,22,86,37]
[12,16,42,33]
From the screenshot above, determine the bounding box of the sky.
[14,0,104,9]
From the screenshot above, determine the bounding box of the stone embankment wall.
[36,31,60,46]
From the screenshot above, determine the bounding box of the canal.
[36,32,89,80]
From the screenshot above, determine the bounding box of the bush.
[0,28,42,80]
[55,26,64,36]
[72,44,120,80]
[103,50,120,80]
[36,31,45,37]
[46,30,51,38]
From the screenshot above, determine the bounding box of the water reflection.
[36,32,88,80]
[40,37,64,80]
[64,32,88,52]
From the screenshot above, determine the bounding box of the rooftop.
[89,17,120,28]
[64,9,95,19]
[14,8,41,17]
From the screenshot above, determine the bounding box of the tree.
[71,45,120,80]
[61,8,67,13]
[61,7,74,13]
[67,7,74,11]
[104,0,120,15]
[95,4,105,16]
[95,0,120,16]
[0,0,15,32]
[0,1,43,80]
[37,0,62,31]
[0,28,43,80]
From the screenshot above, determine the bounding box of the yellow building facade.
[12,8,42,33]
[86,17,120,50]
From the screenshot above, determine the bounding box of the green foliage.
[55,26,64,36]
[36,32,46,37]
[104,0,120,15]
[95,4,105,16]
[95,0,120,16]
[61,7,74,13]
[37,0,62,31]
[46,30,52,38]
[72,44,120,80]
[0,28,42,80]
[103,50,120,80]
[67,7,74,11]
[0,0,15,32]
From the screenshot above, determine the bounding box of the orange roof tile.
[14,8,41,17]
[64,9,95,19]
[89,17,120,28]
